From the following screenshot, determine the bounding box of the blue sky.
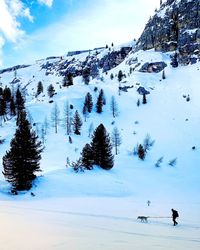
[0,0,160,68]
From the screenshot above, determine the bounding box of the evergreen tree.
[3,86,11,102]
[84,92,93,113]
[96,91,103,113]
[36,81,43,96]
[171,52,178,68]
[91,124,114,170]
[73,110,82,135]
[16,88,25,114]
[81,143,93,170]
[47,84,55,98]
[0,97,6,126]
[63,72,73,87]
[2,110,43,191]
[138,144,145,160]
[96,89,105,113]
[10,96,16,116]
[118,70,123,82]
[82,68,90,85]
[110,73,114,80]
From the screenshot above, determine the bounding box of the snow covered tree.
[63,72,73,87]
[91,124,114,170]
[73,110,82,135]
[2,110,42,191]
[137,99,140,107]
[36,81,43,96]
[51,103,60,133]
[110,73,114,80]
[111,127,122,155]
[81,143,93,170]
[47,84,55,98]
[110,96,119,118]
[63,101,72,135]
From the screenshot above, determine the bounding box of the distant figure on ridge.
[171,208,179,226]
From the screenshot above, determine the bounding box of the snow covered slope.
[0,45,200,249]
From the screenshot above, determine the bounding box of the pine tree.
[138,144,145,160]
[81,143,93,170]
[36,81,43,96]
[47,84,55,98]
[96,89,105,113]
[2,110,43,191]
[0,97,6,126]
[82,68,90,85]
[91,124,114,170]
[171,52,178,68]
[63,72,73,87]
[10,96,16,116]
[73,110,82,135]
[110,73,114,80]
[3,86,11,102]
[84,92,93,113]
[16,88,25,114]
[118,70,123,82]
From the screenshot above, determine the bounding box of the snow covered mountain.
[0,1,200,249]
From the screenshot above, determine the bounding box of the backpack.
[174,210,179,217]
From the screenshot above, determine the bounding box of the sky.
[0,0,160,68]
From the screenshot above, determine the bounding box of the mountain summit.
[136,0,200,64]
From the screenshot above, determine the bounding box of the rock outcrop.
[136,0,200,65]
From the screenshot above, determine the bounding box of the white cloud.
[0,0,33,66]
[37,0,53,7]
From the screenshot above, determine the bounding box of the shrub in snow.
[143,134,155,152]
[71,158,85,173]
[155,156,164,167]
[137,99,140,107]
[168,158,177,167]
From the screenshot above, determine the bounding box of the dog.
[137,216,149,222]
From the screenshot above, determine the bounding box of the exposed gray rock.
[136,0,200,65]
[137,87,150,95]
[0,64,30,75]
[139,62,167,73]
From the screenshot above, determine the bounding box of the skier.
[171,208,179,226]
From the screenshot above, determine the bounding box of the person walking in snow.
[171,208,179,226]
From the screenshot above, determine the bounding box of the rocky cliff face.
[136,0,200,64]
